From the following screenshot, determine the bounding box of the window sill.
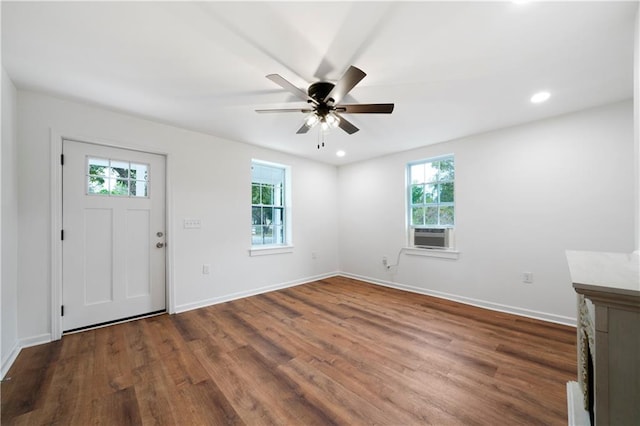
[249,245,294,257]
[404,247,460,260]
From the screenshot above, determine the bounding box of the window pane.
[87,157,150,198]
[88,158,109,176]
[252,207,262,225]
[102,178,116,194]
[410,163,425,184]
[111,160,129,179]
[425,206,438,225]
[408,156,455,244]
[439,182,454,203]
[131,181,147,197]
[130,163,148,181]
[412,207,424,226]
[263,226,274,244]
[411,185,424,204]
[439,158,455,180]
[252,226,263,245]
[424,162,439,183]
[88,177,107,194]
[273,207,284,225]
[261,184,274,205]
[424,184,438,204]
[274,184,284,206]
[114,179,129,196]
[252,184,261,204]
[440,206,455,225]
[264,207,273,225]
[272,225,283,244]
[251,160,289,246]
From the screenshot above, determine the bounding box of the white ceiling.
[2,1,637,165]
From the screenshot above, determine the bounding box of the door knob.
[156,242,164,248]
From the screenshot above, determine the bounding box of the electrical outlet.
[203,264,210,275]
[522,272,533,283]
[382,256,388,267]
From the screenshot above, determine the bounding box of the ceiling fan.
[256,65,394,135]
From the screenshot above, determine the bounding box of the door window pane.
[86,157,150,198]
[111,160,129,179]
[131,181,148,197]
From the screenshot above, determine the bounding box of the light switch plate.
[184,219,201,229]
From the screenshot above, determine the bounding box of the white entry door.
[62,140,166,331]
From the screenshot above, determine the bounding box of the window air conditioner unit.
[413,228,453,249]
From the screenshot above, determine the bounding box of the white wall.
[1,68,20,376]
[338,101,635,324]
[16,90,339,341]
[9,90,636,350]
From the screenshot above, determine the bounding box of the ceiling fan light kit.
[256,65,394,148]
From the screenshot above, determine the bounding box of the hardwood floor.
[1,276,577,425]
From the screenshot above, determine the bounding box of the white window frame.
[250,159,293,256]
[406,154,456,253]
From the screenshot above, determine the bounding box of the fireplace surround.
[577,294,596,423]
[566,250,640,426]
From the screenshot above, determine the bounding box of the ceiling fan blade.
[335,113,359,135]
[324,66,366,105]
[266,74,316,104]
[336,103,394,114]
[296,123,311,134]
[255,108,313,113]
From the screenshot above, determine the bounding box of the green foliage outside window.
[409,156,455,226]
[251,161,287,246]
[87,158,148,197]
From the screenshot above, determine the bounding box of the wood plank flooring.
[1,276,577,425]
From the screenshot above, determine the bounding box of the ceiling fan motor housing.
[308,82,335,104]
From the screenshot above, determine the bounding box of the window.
[408,155,455,227]
[251,160,290,247]
[87,157,148,197]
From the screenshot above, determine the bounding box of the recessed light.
[530,91,551,104]
[336,150,346,157]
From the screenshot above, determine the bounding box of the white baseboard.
[1,333,51,380]
[2,271,573,378]
[339,272,577,327]
[2,273,340,376]
[19,333,52,348]
[1,341,21,379]
[174,271,339,313]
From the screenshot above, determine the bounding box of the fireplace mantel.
[566,250,639,426]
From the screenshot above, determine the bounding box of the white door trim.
[50,129,175,340]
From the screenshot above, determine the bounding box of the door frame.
[50,130,175,340]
